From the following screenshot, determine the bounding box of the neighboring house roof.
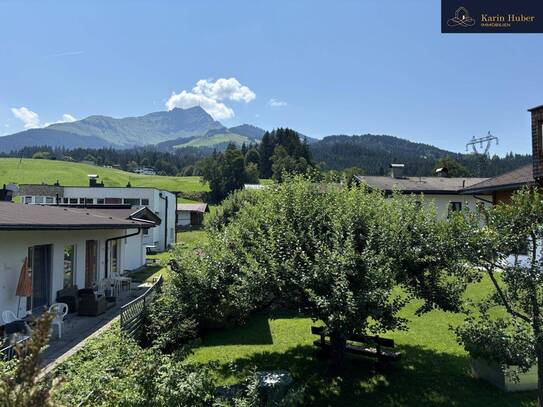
[0,202,158,230]
[17,183,178,196]
[355,175,489,194]
[18,184,64,197]
[176,203,209,213]
[460,164,534,194]
[244,184,266,190]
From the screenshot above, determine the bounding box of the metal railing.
[120,275,163,336]
[1,334,31,361]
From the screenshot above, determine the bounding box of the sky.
[1,0,542,155]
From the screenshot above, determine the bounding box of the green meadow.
[0,157,209,193]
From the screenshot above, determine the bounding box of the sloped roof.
[176,203,209,213]
[460,164,534,194]
[356,175,488,194]
[0,202,158,230]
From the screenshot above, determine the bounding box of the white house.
[134,167,157,176]
[176,203,209,229]
[18,177,176,252]
[0,202,158,317]
[356,164,493,218]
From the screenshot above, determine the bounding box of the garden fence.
[1,334,31,361]
[120,275,163,336]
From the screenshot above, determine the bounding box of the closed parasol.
[15,257,32,316]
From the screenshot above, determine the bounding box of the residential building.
[0,202,158,317]
[18,177,176,251]
[176,203,209,229]
[459,164,534,204]
[134,167,157,176]
[356,164,492,218]
[244,184,267,190]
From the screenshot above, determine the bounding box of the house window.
[97,198,105,204]
[109,240,119,275]
[141,198,149,206]
[69,198,78,204]
[123,198,140,206]
[63,245,75,288]
[35,196,45,204]
[24,196,32,204]
[143,228,149,235]
[63,198,69,204]
[449,202,462,212]
[105,197,122,204]
[45,196,55,204]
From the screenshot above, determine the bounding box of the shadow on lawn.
[213,343,537,406]
[200,314,274,347]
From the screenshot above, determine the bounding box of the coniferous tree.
[258,132,275,179]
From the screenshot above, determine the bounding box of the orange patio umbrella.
[15,257,32,317]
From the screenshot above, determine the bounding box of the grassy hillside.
[0,158,209,193]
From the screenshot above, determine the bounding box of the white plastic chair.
[2,310,18,324]
[100,278,121,298]
[111,271,132,296]
[48,303,69,339]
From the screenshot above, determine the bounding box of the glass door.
[29,244,52,313]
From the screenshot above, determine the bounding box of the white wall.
[21,187,177,252]
[177,210,191,226]
[0,228,145,319]
[417,194,492,218]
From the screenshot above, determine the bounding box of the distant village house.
[176,203,209,229]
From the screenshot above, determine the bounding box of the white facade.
[417,193,492,219]
[20,187,176,251]
[177,210,191,227]
[0,228,144,318]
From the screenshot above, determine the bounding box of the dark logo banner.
[442,0,543,33]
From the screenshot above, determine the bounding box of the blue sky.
[0,0,541,154]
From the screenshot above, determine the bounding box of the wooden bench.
[311,326,401,362]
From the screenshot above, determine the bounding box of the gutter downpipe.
[105,228,142,278]
[159,192,169,251]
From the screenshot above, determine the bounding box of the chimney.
[390,163,405,179]
[88,174,103,188]
[435,167,449,177]
[0,184,14,202]
[529,105,543,185]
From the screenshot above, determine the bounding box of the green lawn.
[176,229,210,253]
[187,278,537,406]
[129,252,171,283]
[0,158,208,193]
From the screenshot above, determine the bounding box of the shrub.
[150,176,471,360]
[53,324,266,406]
[0,313,54,407]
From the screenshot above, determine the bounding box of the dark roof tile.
[0,202,157,230]
[460,164,533,194]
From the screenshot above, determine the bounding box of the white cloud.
[10,107,76,129]
[166,91,234,120]
[193,78,255,103]
[166,77,255,120]
[60,113,76,123]
[48,50,84,58]
[10,107,40,129]
[269,98,287,107]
